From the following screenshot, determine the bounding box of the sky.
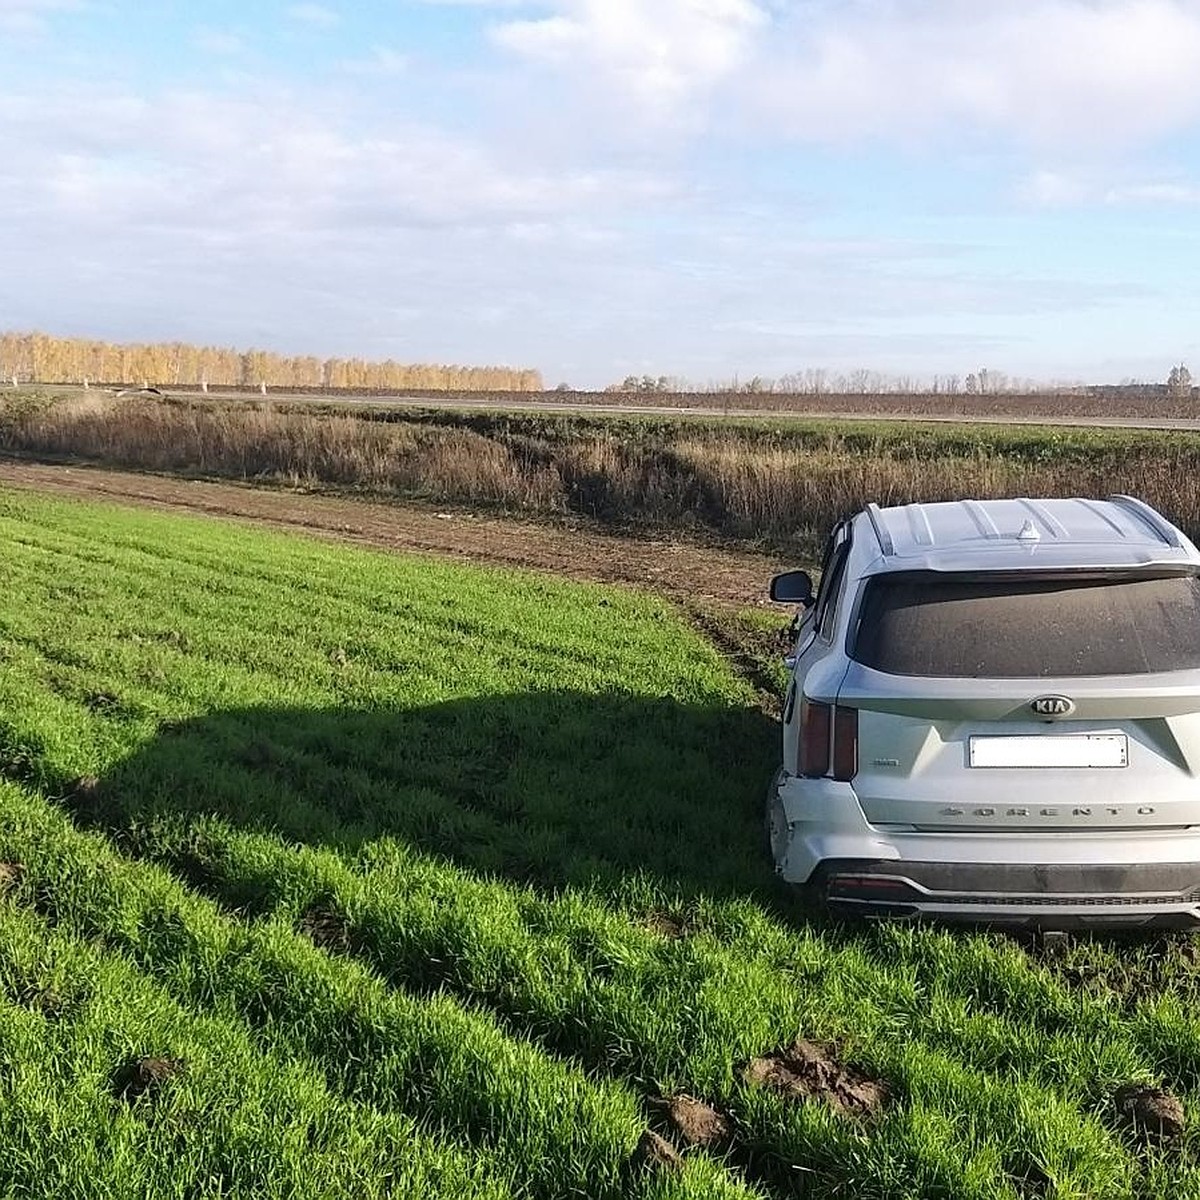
[1,0,1199,388]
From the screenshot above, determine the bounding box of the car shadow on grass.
[84,690,785,904]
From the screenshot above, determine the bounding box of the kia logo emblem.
[1031,696,1074,717]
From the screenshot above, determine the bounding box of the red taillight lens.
[798,699,831,777]
[798,700,857,781]
[832,706,858,782]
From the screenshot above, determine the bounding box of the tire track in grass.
[0,781,762,1200]
[678,602,786,713]
[0,896,520,1200]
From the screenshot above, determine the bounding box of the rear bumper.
[816,859,1200,928]
[772,772,1200,928]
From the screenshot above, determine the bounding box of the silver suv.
[768,496,1200,929]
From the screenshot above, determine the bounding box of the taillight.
[798,699,831,777]
[832,707,858,782]
[798,700,858,781]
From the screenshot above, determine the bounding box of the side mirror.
[770,570,814,606]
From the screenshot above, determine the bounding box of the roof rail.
[865,502,895,556]
[1107,495,1184,548]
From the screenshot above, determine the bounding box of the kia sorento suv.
[768,496,1200,928]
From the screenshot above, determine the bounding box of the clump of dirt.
[297,905,354,954]
[634,1129,682,1171]
[1114,1084,1186,1140]
[83,690,121,714]
[744,1040,888,1118]
[658,1094,734,1149]
[112,1055,184,1103]
[643,910,687,940]
[0,861,24,894]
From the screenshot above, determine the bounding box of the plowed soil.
[0,460,785,609]
[744,1040,889,1118]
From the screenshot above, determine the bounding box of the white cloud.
[1105,180,1200,204]
[480,0,1200,149]
[492,0,767,114]
[0,84,671,239]
[1019,166,1200,206]
[0,0,79,35]
[336,46,411,75]
[191,27,245,56]
[748,0,1200,149]
[3,76,1071,383]
[1018,170,1093,207]
[1,1,1195,383]
[287,3,339,26]
[0,79,688,375]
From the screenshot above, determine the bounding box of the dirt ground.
[0,459,789,610]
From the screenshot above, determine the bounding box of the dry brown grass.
[5,392,1200,554]
[670,439,1122,538]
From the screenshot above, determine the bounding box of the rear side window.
[853,572,1200,677]
[815,541,850,641]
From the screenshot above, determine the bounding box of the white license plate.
[968,734,1128,769]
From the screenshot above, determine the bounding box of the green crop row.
[0,885,520,1200]
[0,780,753,1200]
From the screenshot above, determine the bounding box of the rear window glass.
[853,573,1200,677]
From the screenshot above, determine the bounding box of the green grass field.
[2,490,1200,1198]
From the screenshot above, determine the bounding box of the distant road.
[28,384,1200,432]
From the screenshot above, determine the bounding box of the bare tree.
[1168,363,1193,397]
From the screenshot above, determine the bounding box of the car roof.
[859,496,1200,573]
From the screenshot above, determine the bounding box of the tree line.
[609,368,1070,395]
[607,365,1196,397]
[0,331,542,392]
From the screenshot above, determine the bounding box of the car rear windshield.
[853,572,1200,677]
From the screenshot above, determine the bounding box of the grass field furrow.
[3,487,1200,1198]
[100,812,1190,1195]
[9,798,1118,1200]
[0,884,522,1200]
[0,780,760,1200]
[0,724,1165,1192]
[0,497,740,709]
[0,492,723,667]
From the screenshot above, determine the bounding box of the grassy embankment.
[2,490,1200,1197]
[5,390,1200,556]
